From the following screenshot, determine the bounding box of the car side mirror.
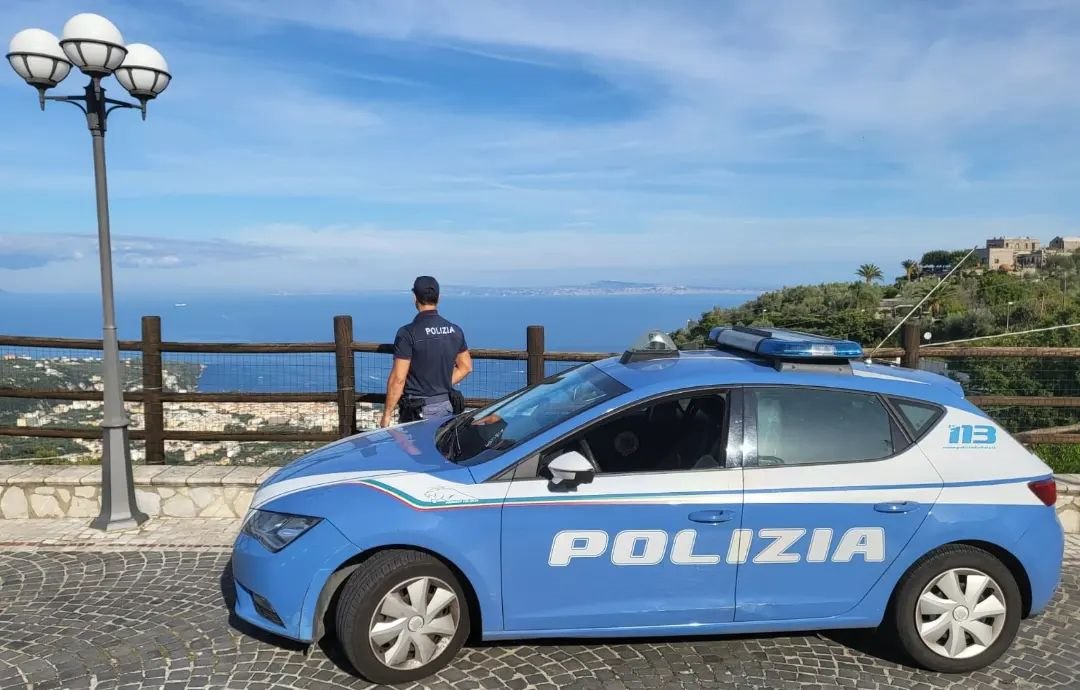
[547,451,594,491]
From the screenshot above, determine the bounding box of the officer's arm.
[452,350,473,385]
[380,358,410,427]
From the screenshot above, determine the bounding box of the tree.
[856,263,884,284]
[913,281,962,317]
[920,249,971,269]
[901,259,920,282]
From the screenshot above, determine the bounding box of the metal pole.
[85,78,147,531]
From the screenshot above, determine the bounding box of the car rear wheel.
[889,544,1021,673]
[335,549,470,684]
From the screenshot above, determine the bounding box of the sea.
[1,291,754,398]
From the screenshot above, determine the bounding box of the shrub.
[1031,444,1080,474]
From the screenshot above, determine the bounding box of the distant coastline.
[439,281,763,298]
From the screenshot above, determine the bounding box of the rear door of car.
[735,385,943,621]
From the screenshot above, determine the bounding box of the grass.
[1031,444,1080,474]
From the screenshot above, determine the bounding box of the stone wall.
[1,465,1079,532]
[1056,474,1080,534]
[0,465,275,519]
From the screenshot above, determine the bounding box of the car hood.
[252,418,463,510]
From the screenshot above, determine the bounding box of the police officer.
[380,276,472,427]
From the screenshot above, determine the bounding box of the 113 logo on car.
[947,424,997,447]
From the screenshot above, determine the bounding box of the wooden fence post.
[526,325,545,386]
[900,322,921,369]
[334,315,357,437]
[141,316,165,464]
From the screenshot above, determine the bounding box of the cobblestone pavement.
[0,518,239,549]
[0,523,1076,690]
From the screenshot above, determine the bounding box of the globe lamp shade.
[59,13,126,76]
[114,44,170,100]
[6,28,72,88]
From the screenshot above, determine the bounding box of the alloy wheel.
[368,575,460,670]
[915,567,1008,660]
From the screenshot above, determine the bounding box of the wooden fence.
[1,319,1077,463]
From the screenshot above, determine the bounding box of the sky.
[2,0,1080,294]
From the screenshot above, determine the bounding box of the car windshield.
[436,364,628,463]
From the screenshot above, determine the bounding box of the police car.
[231,327,1063,684]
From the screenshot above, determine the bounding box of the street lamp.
[7,14,171,531]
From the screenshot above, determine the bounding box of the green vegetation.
[1032,444,1080,474]
[0,357,201,460]
[856,263,884,285]
[675,249,1080,349]
[674,248,1080,458]
[901,259,920,282]
[0,437,85,461]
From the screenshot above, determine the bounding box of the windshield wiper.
[437,410,477,461]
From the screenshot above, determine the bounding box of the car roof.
[592,349,972,410]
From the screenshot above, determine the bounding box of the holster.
[450,389,465,414]
[397,399,424,423]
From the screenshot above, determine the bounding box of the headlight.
[242,510,321,552]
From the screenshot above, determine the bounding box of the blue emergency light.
[708,326,863,360]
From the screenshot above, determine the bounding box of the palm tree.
[856,263,884,285]
[901,259,920,282]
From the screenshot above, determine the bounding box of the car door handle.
[688,510,736,524]
[874,501,920,514]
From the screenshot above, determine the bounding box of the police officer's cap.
[412,275,440,303]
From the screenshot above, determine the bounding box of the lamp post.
[7,14,171,531]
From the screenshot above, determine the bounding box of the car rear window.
[750,387,895,466]
[888,398,943,439]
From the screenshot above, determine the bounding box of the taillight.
[1028,478,1057,507]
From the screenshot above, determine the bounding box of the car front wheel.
[335,549,470,684]
[890,544,1021,673]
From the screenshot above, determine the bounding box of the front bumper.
[231,518,358,642]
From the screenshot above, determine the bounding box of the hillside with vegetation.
[672,249,1080,473]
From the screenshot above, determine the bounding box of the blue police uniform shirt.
[393,311,468,399]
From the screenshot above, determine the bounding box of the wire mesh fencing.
[0,429,146,464]
[1,345,142,391]
[922,355,1080,434]
[355,352,532,400]
[159,440,321,466]
[161,352,334,393]
[163,402,337,434]
[545,360,593,377]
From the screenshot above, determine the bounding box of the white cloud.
[3,1,1080,293]
[5,213,1073,294]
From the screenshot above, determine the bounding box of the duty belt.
[404,393,450,405]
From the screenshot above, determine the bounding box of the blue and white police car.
[231,327,1063,684]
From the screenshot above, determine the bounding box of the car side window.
[888,397,944,440]
[750,387,896,467]
[539,392,731,476]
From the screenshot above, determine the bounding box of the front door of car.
[735,386,942,621]
[500,390,744,632]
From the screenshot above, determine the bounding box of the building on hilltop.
[975,234,1080,273]
[977,246,1019,270]
[1049,236,1080,252]
[986,236,1041,252]
[1016,250,1048,270]
[976,236,1042,272]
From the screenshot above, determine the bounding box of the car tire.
[335,549,471,685]
[889,544,1021,673]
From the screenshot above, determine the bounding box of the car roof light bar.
[707,326,864,360]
